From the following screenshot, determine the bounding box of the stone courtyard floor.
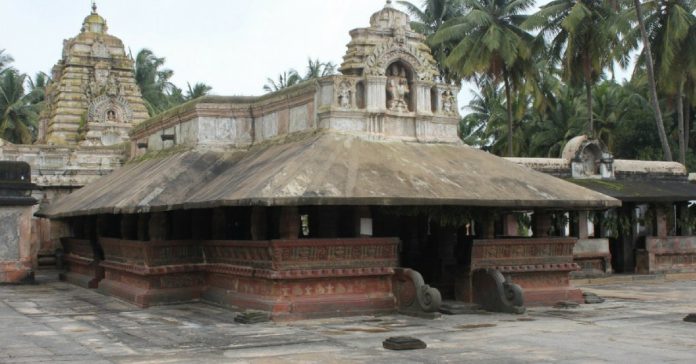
[1,271,695,363]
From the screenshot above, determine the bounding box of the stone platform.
[1,270,695,363]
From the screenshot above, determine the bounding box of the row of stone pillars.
[70,206,377,242]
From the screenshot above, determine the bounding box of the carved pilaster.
[278,206,300,240]
[365,76,388,112]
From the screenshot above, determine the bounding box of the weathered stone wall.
[0,206,35,283]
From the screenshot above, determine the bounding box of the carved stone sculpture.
[386,64,410,112]
[442,89,455,114]
[393,267,442,317]
[337,81,352,109]
[472,268,525,314]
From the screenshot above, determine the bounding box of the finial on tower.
[386,0,393,7]
[92,1,97,14]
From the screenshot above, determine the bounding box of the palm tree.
[185,82,212,100]
[622,0,696,163]
[525,0,620,140]
[0,50,13,73]
[134,49,176,116]
[432,0,536,157]
[398,0,467,80]
[263,70,301,92]
[0,69,37,143]
[303,59,336,80]
[631,0,674,161]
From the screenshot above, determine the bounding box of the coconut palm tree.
[432,0,536,157]
[185,82,212,100]
[398,0,467,80]
[263,70,302,93]
[0,69,37,143]
[525,0,621,141]
[303,59,336,80]
[622,0,696,163]
[0,50,14,74]
[134,49,176,116]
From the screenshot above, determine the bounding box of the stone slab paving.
[1,271,695,363]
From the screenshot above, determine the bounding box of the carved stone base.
[0,261,34,284]
[204,272,396,321]
[81,237,400,320]
[572,254,612,278]
[59,238,104,288]
[60,255,103,288]
[462,238,584,306]
[97,264,205,307]
[505,271,583,306]
[636,237,696,274]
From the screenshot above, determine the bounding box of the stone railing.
[471,237,578,272]
[202,240,273,269]
[461,237,582,305]
[95,237,398,275]
[61,238,97,260]
[99,238,203,267]
[572,238,612,277]
[268,238,398,271]
[636,236,696,274]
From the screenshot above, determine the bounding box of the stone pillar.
[414,81,433,114]
[278,206,300,240]
[365,76,388,112]
[480,212,496,239]
[212,207,226,240]
[250,207,267,240]
[137,214,149,241]
[438,225,458,298]
[148,212,169,241]
[679,203,692,236]
[533,211,553,238]
[502,214,518,236]
[576,211,589,239]
[119,215,138,240]
[354,206,373,237]
[655,204,669,238]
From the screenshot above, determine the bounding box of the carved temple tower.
[1,4,150,277]
[39,3,148,146]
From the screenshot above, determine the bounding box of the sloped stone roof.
[41,131,619,218]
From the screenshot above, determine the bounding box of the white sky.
[2,0,585,112]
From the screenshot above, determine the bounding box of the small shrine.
[509,136,696,276]
[42,2,620,319]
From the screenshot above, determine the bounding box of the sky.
[2,0,574,112]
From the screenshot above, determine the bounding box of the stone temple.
[0,3,148,281]
[42,3,620,319]
[39,3,148,146]
[2,2,695,318]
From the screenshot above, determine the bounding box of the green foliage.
[134,48,213,117]
[263,58,336,93]
[398,0,467,81]
[0,52,45,144]
[380,206,482,228]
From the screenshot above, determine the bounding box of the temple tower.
[39,3,148,146]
